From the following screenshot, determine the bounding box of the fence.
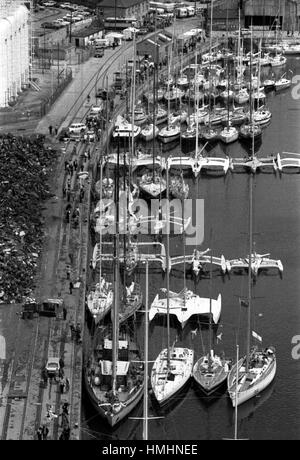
[40,70,73,117]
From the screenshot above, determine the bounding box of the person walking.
[75,323,81,343]
[66,266,71,280]
[48,125,53,135]
[63,306,67,320]
[41,424,49,440]
[70,322,75,340]
[42,367,48,387]
[69,280,74,294]
[59,377,65,394]
[36,426,43,440]
[62,402,70,415]
[65,377,70,392]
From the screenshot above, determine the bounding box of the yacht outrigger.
[170,248,228,278]
[227,252,283,277]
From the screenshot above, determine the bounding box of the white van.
[94,38,110,48]
[176,7,188,18]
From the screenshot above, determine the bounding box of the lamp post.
[69,10,72,43]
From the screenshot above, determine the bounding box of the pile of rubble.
[0,134,57,303]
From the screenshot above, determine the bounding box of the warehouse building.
[0,1,30,107]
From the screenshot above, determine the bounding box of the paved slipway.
[0,17,204,440]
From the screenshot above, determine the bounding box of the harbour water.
[82,57,300,440]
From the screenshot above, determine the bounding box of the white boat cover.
[100,360,130,376]
[149,289,221,326]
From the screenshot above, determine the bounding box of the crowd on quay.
[0,134,57,303]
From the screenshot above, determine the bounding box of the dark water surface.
[81,57,300,440]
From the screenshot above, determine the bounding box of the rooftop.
[98,0,146,7]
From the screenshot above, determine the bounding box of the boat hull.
[158,131,180,144]
[193,357,229,395]
[151,348,194,406]
[84,373,144,427]
[228,354,276,407]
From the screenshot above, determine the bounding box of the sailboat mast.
[208,244,213,369]
[105,75,109,157]
[246,160,253,373]
[152,11,157,179]
[257,40,261,101]
[99,158,103,285]
[167,48,171,131]
[112,137,121,394]
[131,32,136,160]
[234,344,239,440]
[249,28,253,134]
[227,59,230,129]
[166,165,170,366]
[123,148,127,296]
[152,53,156,179]
[208,0,213,129]
[143,259,149,440]
[195,51,199,156]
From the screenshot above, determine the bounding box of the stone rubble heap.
[0,134,57,303]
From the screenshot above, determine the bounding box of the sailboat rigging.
[193,233,231,395]
[227,130,276,407]
[150,164,194,406]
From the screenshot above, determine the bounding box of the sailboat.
[240,30,262,143]
[193,244,232,395]
[158,42,181,144]
[202,0,219,143]
[219,58,239,144]
[227,138,276,407]
[87,156,114,324]
[84,139,144,428]
[275,72,292,91]
[141,59,159,142]
[150,164,194,406]
[149,171,222,331]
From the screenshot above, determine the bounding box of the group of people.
[36,402,71,440]
[70,321,82,343]
[0,134,57,303]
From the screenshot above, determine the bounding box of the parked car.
[45,357,60,377]
[58,128,70,141]
[137,28,148,35]
[68,122,86,134]
[90,104,103,115]
[43,1,57,7]
[84,130,95,142]
[94,47,104,58]
[96,88,107,100]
